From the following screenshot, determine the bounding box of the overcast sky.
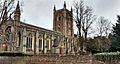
[19,0,120,33]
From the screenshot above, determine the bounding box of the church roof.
[19,21,63,36]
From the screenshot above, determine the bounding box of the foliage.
[85,36,111,54]
[95,16,112,37]
[73,0,96,54]
[0,0,15,22]
[94,52,120,61]
[111,15,120,52]
[0,51,33,56]
[93,36,111,52]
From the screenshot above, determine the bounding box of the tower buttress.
[14,1,21,21]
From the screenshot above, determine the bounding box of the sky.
[18,0,120,34]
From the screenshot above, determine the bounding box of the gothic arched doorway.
[2,43,8,51]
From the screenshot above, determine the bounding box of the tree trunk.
[78,27,83,55]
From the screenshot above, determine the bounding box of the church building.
[0,1,74,54]
[53,1,74,53]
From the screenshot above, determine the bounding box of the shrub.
[94,52,120,61]
[0,51,33,56]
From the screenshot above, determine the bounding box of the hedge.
[94,52,120,61]
[0,51,33,56]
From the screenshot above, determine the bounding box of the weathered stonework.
[0,1,75,55]
[53,1,74,54]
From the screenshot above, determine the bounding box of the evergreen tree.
[111,15,120,52]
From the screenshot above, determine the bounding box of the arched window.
[46,35,50,50]
[17,31,21,47]
[5,26,13,43]
[38,34,43,51]
[57,16,62,21]
[26,33,33,48]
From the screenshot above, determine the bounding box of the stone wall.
[0,57,22,64]
[26,55,108,64]
[0,55,119,64]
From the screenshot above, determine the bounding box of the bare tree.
[82,6,96,40]
[74,1,84,37]
[73,0,96,54]
[96,16,112,37]
[0,0,15,23]
[73,1,84,54]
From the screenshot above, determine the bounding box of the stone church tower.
[53,1,74,53]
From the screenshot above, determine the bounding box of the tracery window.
[38,34,43,50]
[39,39,42,49]
[26,33,32,48]
[16,31,21,47]
[5,26,13,43]
[46,35,50,50]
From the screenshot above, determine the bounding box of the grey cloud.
[19,0,120,31]
[20,0,55,30]
[95,0,119,13]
